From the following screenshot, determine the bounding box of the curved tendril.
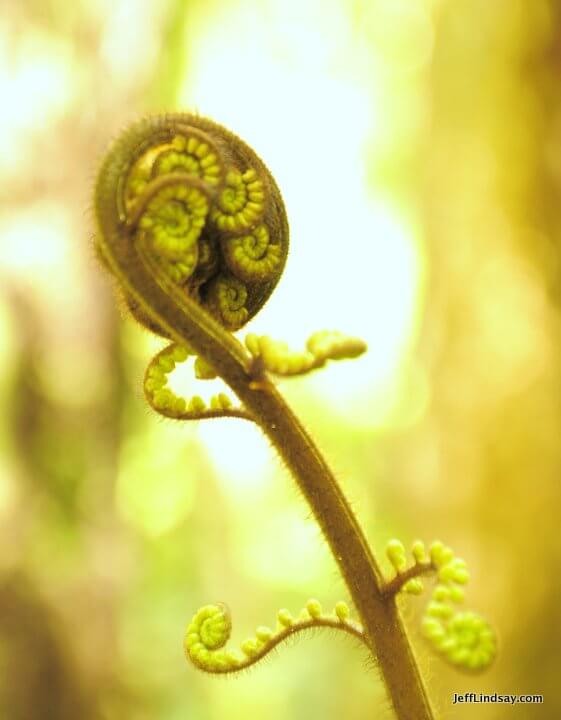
[184,600,366,675]
[245,331,367,377]
[383,539,497,672]
[144,343,252,422]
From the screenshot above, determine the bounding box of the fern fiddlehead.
[95,113,289,336]
[93,112,496,720]
[93,113,434,719]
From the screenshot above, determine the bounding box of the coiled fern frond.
[384,539,496,672]
[185,599,365,675]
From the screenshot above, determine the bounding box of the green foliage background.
[0,0,559,718]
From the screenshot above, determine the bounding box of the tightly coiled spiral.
[385,539,496,672]
[422,608,496,671]
[94,114,289,334]
[184,600,365,675]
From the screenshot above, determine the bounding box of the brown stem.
[95,176,435,720]
[382,563,435,598]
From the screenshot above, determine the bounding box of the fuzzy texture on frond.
[94,113,289,336]
[184,599,365,675]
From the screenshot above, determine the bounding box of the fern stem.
[95,154,435,720]
[234,380,435,720]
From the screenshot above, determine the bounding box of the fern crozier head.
[94,113,289,335]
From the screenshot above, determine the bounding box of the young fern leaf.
[245,331,367,377]
[184,600,365,675]
[94,113,444,720]
[95,113,289,339]
[144,342,251,421]
[383,539,497,672]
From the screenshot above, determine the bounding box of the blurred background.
[0,0,559,718]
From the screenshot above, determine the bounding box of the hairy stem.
[235,380,435,720]
[382,562,434,598]
[95,180,435,720]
